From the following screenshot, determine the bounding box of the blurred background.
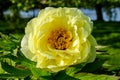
[0,0,120,78]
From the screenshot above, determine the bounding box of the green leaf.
[0,53,35,69]
[1,51,36,68]
[55,71,79,80]
[30,67,51,78]
[96,47,120,71]
[39,76,53,80]
[17,51,52,79]
[66,63,86,76]
[74,73,119,80]
[0,54,19,62]
[1,62,31,77]
[16,51,36,68]
[81,59,105,72]
[0,74,23,79]
[105,48,120,71]
[0,33,21,52]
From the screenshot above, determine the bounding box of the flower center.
[48,28,72,50]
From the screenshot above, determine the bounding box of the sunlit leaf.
[104,48,120,71]
[1,62,31,77]
[66,63,86,76]
[55,71,79,80]
[30,67,51,78]
[74,73,119,80]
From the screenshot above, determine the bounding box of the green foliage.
[104,48,120,71]
[45,0,120,8]
[11,0,39,11]
[0,19,29,34]
[81,59,105,73]
[93,21,120,48]
[0,33,22,56]
[30,67,51,78]
[55,71,80,80]
[66,63,86,76]
[1,62,31,78]
[74,73,119,80]
[46,0,81,7]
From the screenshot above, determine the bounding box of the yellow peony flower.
[21,7,97,72]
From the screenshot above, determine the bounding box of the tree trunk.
[95,4,103,21]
